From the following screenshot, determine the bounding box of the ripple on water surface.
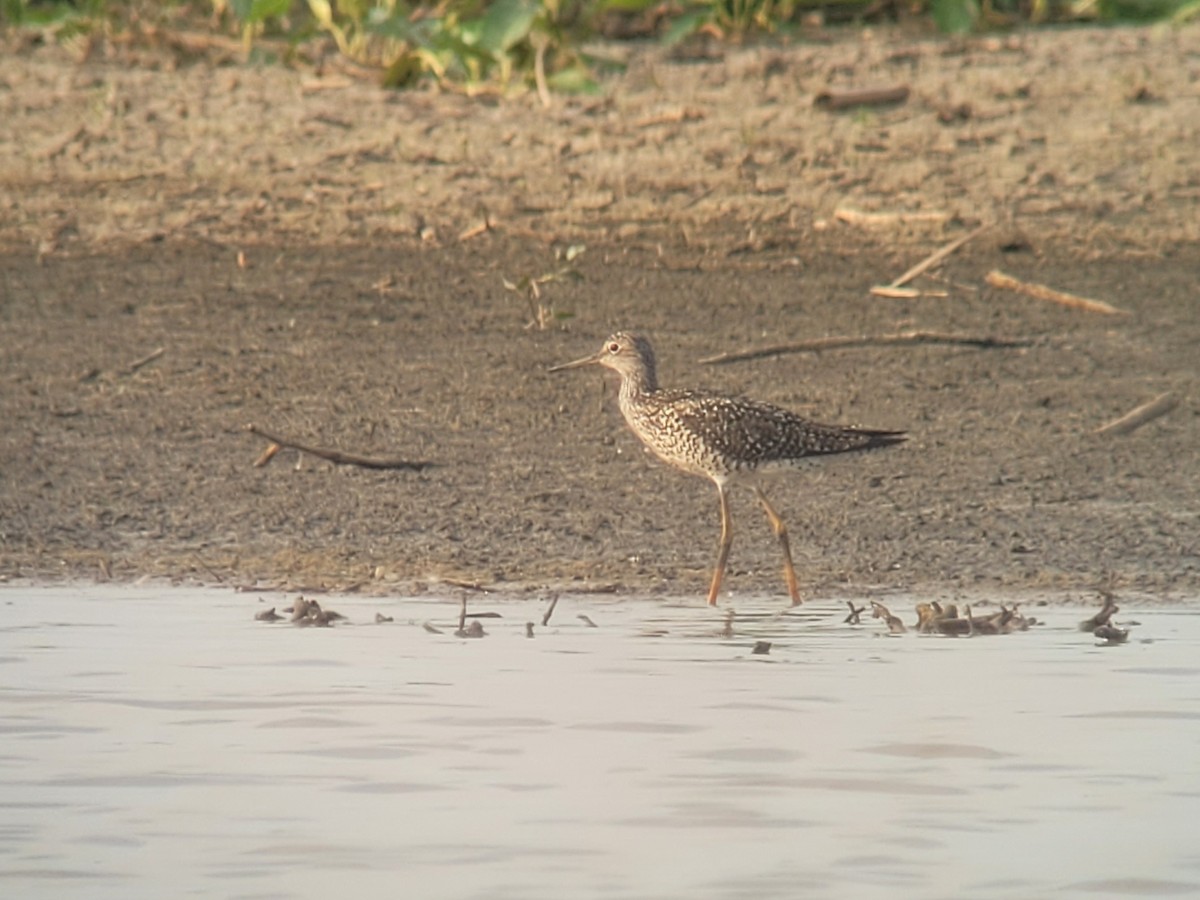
[1,585,1198,899]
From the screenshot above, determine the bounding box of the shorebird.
[549,332,906,606]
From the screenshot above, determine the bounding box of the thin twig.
[985,270,1129,316]
[42,124,87,159]
[868,286,951,299]
[700,330,1032,365]
[190,552,225,583]
[458,215,493,242]
[835,207,950,228]
[541,593,560,627]
[245,424,433,470]
[635,107,705,128]
[532,37,551,109]
[1094,392,1178,436]
[885,224,989,289]
[127,347,165,373]
[440,577,488,593]
[868,286,922,299]
[253,443,281,468]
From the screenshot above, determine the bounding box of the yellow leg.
[706,484,733,606]
[754,487,802,606]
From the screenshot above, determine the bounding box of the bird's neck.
[618,366,658,403]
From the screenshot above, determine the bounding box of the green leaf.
[365,5,418,40]
[597,0,662,10]
[382,50,425,88]
[253,0,293,22]
[931,0,979,33]
[546,64,600,95]
[2,0,86,27]
[476,0,540,55]
[232,0,292,23]
[1101,0,1189,17]
[1173,0,1200,21]
[661,8,711,47]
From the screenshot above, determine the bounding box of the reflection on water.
[1,586,1199,899]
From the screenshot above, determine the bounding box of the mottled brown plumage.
[550,332,906,606]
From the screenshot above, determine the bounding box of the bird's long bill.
[547,351,603,373]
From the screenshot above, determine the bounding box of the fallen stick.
[541,593,560,627]
[869,286,921,299]
[253,443,281,468]
[1078,592,1119,631]
[42,124,87,160]
[884,224,989,289]
[245,424,433,471]
[440,577,489,593]
[136,25,251,57]
[815,85,910,110]
[868,286,949,299]
[458,215,494,242]
[699,330,1032,365]
[1094,392,1178,436]
[835,207,950,228]
[985,270,1128,316]
[190,552,225,584]
[635,107,705,128]
[127,347,165,373]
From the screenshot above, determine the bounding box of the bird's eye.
[607,342,621,354]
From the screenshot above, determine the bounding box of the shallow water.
[1,586,1198,899]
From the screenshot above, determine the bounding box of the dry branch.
[245,424,433,471]
[835,207,950,228]
[541,593,560,627]
[253,443,281,468]
[882,224,989,290]
[985,270,1128,316]
[135,25,250,58]
[635,107,705,128]
[127,347,165,373]
[458,215,494,241]
[440,577,489,593]
[42,124,87,160]
[699,330,1032,365]
[868,286,949,299]
[1094,392,1178,436]
[815,85,910,110]
[868,286,922,299]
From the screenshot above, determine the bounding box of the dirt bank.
[1,25,1197,601]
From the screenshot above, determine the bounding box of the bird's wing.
[664,391,903,463]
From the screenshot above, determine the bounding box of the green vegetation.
[3,0,1196,93]
[503,244,585,330]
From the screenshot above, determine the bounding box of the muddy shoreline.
[1,27,1197,601]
